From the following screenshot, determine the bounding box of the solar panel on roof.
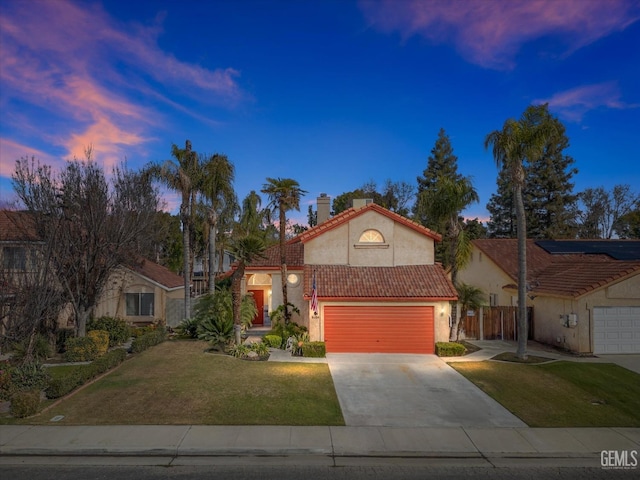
[535,240,640,261]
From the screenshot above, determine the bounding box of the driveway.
[597,354,640,375]
[327,353,526,428]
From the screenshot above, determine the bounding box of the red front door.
[248,289,264,325]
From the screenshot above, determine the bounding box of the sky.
[1,0,639,225]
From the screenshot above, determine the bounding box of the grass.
[8,340,344,426]
[450,361,640,427]
[491,352,553,363]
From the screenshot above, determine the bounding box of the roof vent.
[352,198,373,209]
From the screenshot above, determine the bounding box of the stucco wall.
[530,274,640,353]
[458,246,516,306]
[304,210,435,267]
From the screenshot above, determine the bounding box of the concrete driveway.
[598,355,640,375]
[327,353,526,428]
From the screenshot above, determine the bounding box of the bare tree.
[578,185,639,239]
[11,154,160,337]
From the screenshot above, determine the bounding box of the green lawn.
[15,340,344,426]
[450,360,640,427]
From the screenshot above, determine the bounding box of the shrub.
[64,337,99,362]
[130,329,166,353]
[0,362,50,402]
[227,343,250,358]
[87,317,131,346]
[263,335,282,349]
[435,342,466,357]
[10,389,41,418]
[268,321,307,345]
[11,334,52,363]
[56,329,75,353]
[87,330,109,356]
[46,369,85,399]
[197,316,234,349]
[175,318,200,339]
[302,342,326,358]
[46,349,127,399]
[250,341,270,357]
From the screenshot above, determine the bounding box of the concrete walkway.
[1,425,638,464]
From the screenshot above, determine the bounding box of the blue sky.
[1,0,639,224]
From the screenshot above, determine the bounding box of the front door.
[248,289,264,325]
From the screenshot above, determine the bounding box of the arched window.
[248,273,271,286]
[358,229,384,243]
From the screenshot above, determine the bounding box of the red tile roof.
[290,203,442,244]
[0,210,39,242]
[247,242,304,269]
[473,239,640,298]
[128,259,184,290]
[303,264,457,300]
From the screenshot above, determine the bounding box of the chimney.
[352,198,373,209]
[317,193,330,225]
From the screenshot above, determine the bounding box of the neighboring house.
[0,209,184,329]
[459,239,640,354]
[244,199,457,354]
[93,259,185,326]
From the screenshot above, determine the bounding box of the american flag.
[310,270,318,315]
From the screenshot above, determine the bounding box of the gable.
[303,208,435,267]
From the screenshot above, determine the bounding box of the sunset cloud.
[359,0,640,70]
[0,0,243,177]
[535,82,638,122]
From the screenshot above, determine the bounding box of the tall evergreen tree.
[414,128,463,229]
[523,114,579,239]
[486,166,516,238]
[486,111,578,239]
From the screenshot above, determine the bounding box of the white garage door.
[593,307,640,354]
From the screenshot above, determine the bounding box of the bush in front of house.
[87,316,131,346]
[10,389,41,418]
[130,328,167,353]
[87,330,109,356]
[10,334,52,363]
[0,361,50,401]
[64,336,100,362]
[435,342,466,357]
[175,317,200,339]
[301,342,326,358]
[263,335,282,349]
[46,348,127,399]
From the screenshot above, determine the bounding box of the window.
[358,229,384,243]
[126,293,154,316]
[2,247,26,270]
[286,273,300,287]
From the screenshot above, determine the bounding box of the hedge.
[64,337,99,362]
[435,342,466,357]
[87,316,131,346]
[263,335,282,349]
[87,330,109,356]
[301,342,326,358]
[130,329,167,353]
[10,389,41,418]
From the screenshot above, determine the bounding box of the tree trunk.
[182,219,191,320]
[279,204,289,323]
[208,217,216,294]
[231,265,244,345]
[515,184,528,360]
[76,307,91,338]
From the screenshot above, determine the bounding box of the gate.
[464,306,534,341]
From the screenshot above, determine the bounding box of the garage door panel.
[324,305,434,354]
[593,306,640,354]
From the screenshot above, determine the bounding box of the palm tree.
[261,177,307,323]
[200,153,237,294]
[149,140,200,320]
[418,175,479,339]
[455,283,486,341]
[485,104,558,359]
[228,235,266,344]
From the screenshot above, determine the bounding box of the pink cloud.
[0,138,63,178]
[535,82,638,122]
[359,0,640,69]
[0,0,243,174]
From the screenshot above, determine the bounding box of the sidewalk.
[1,425,639,462]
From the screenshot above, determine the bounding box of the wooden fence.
[462,306,534,341]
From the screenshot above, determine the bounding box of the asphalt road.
[1,463,638,480]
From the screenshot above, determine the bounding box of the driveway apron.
[327,353,526,428]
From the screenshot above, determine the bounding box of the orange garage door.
[324,305,434,354]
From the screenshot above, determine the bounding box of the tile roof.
[128,259,184,290]
[472,239,640,298]
[0,210,39,242]
[290,203,442,244]
[303,264,457,300]
[246,242,304,269]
